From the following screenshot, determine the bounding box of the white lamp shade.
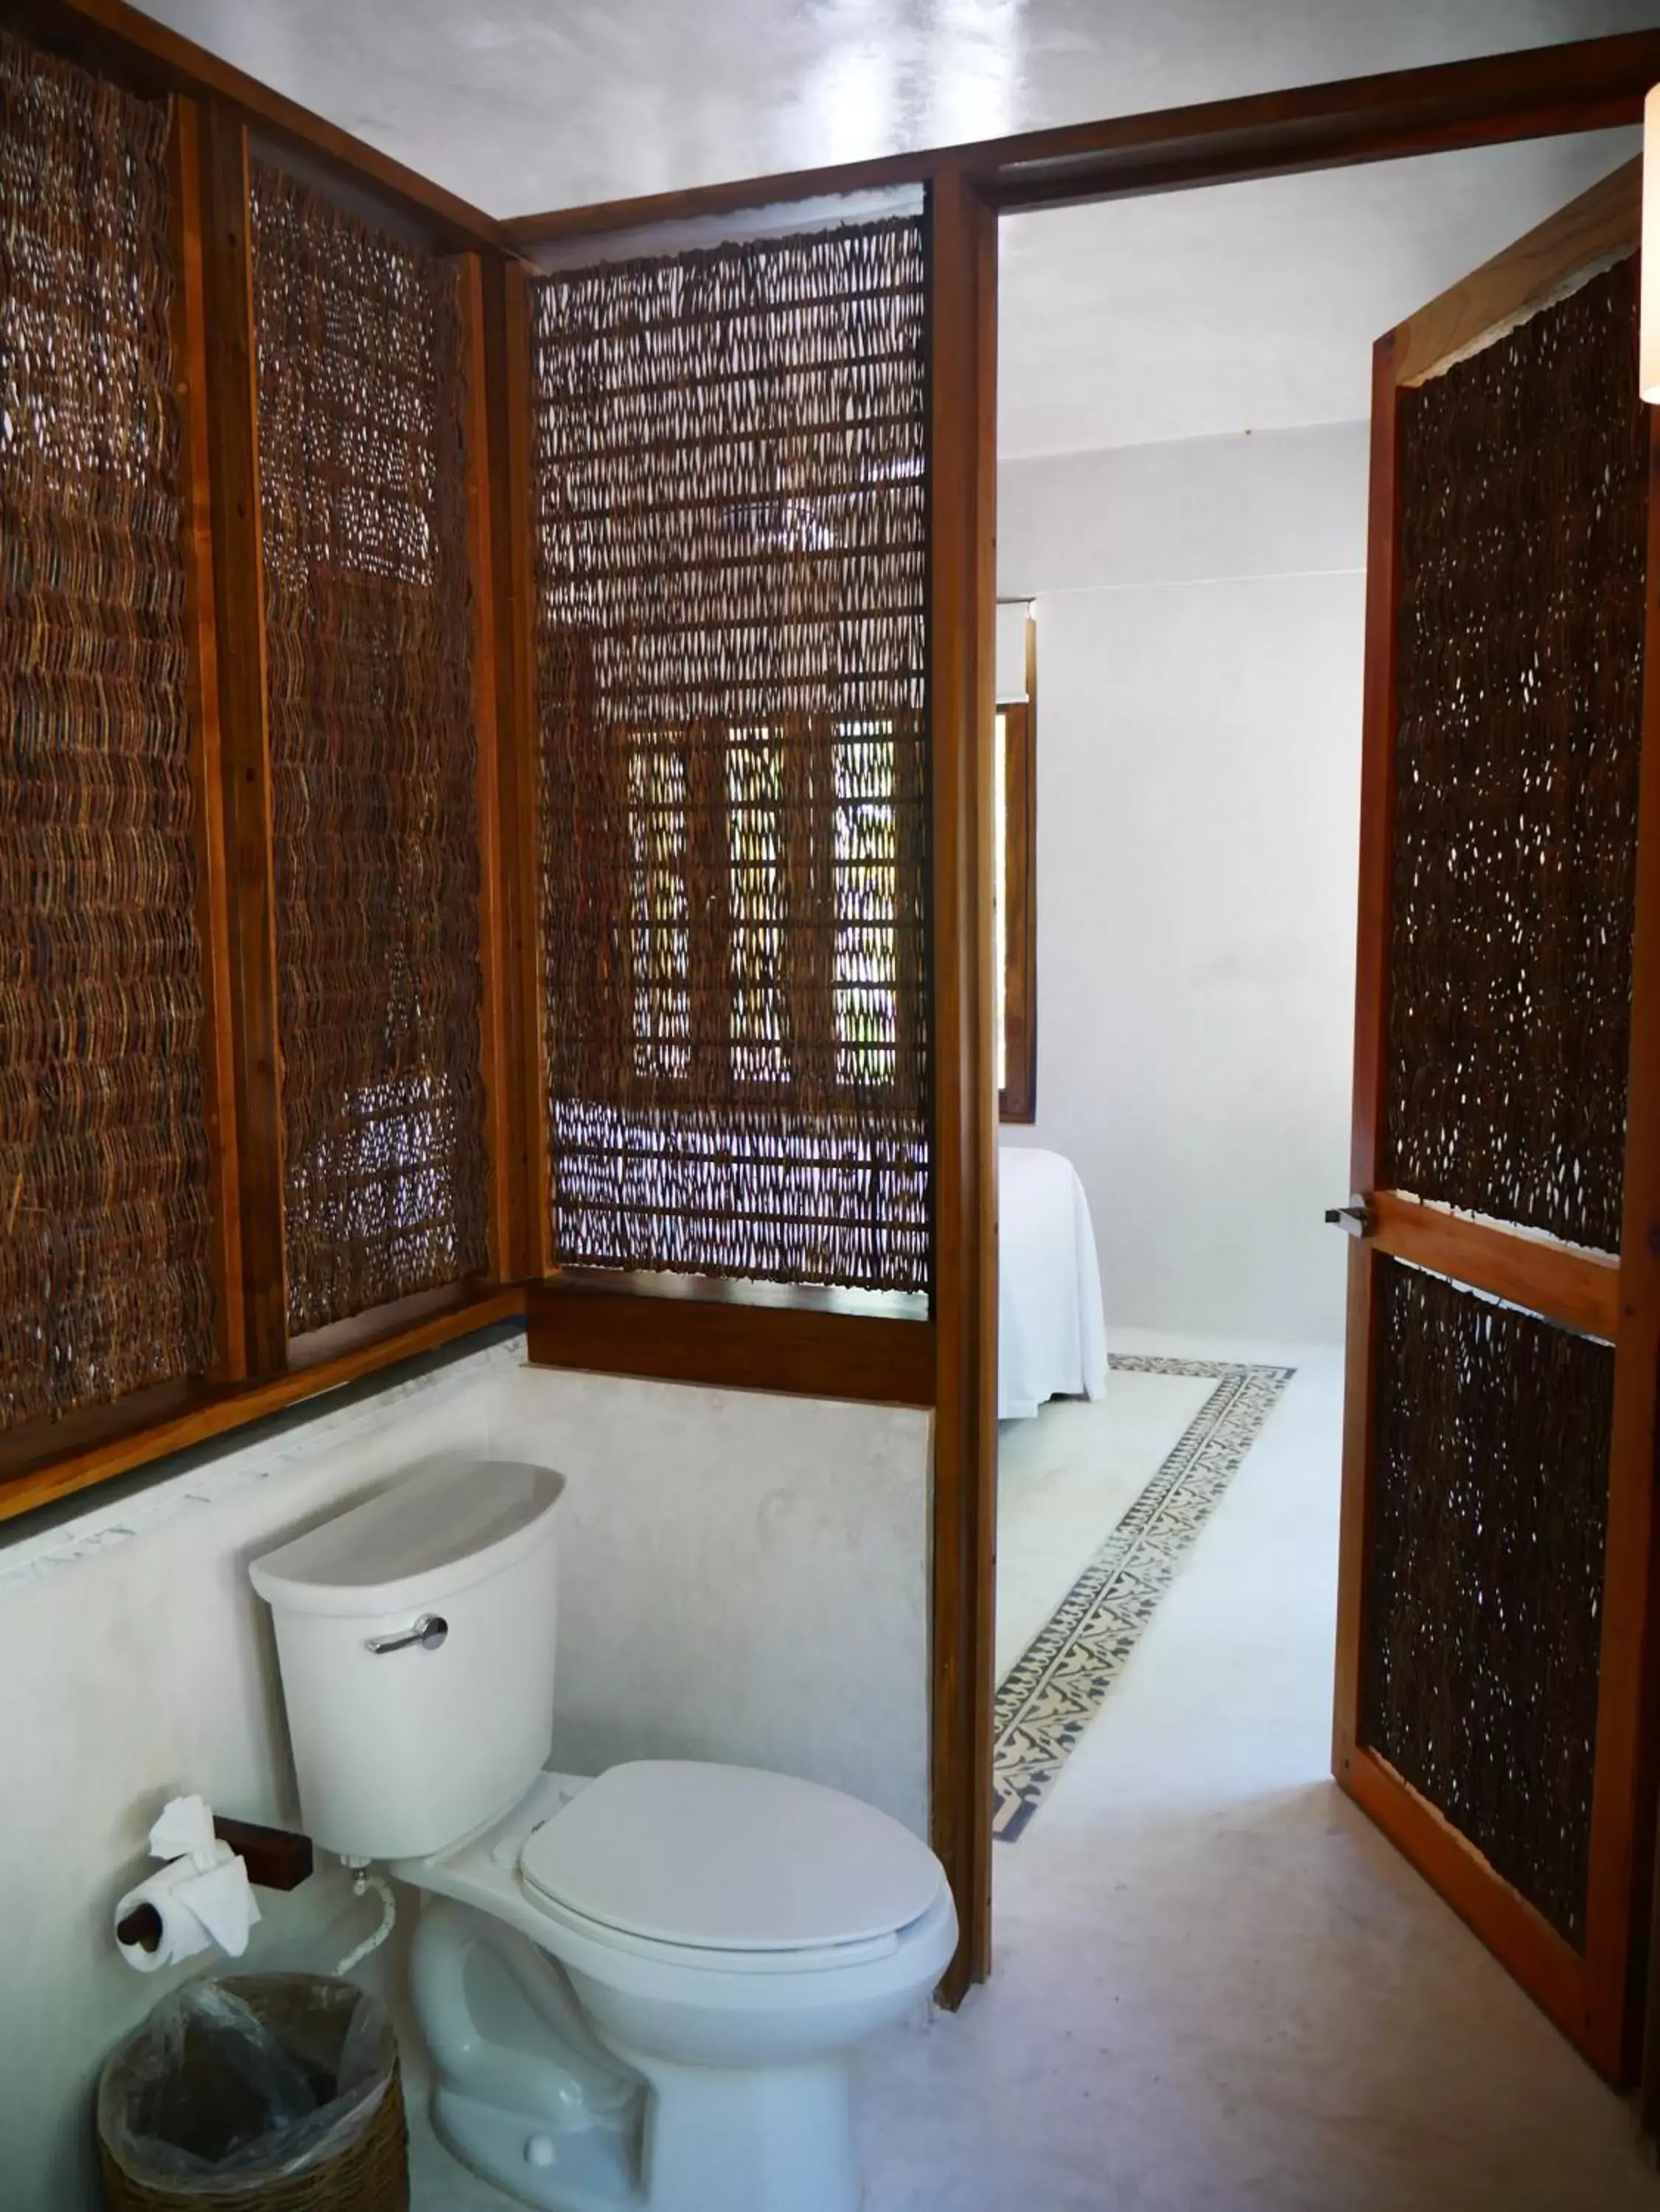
[1643,86,1660,404]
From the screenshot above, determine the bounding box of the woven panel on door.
[0,32,216,1431]
[250,167,489,1335]
[1384,256,1647,1252]
[529,218,930,1292]
[1361,1258,1612,1944]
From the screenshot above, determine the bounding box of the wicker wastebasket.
[97,1975,408,2212]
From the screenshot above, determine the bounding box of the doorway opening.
[978,119,1658,2142]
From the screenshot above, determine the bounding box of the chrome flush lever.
[366,1614,448,1655]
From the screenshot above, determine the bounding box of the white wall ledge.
[0,1334,528,1601]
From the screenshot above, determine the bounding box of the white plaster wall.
[487,1365,932,1837]
[0,1342,932,2205]
[0,1342,511,2205]
[998,422,1369,595]
[997,425,1367,1343]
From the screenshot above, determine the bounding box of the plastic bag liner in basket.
[98,1974,397,2191]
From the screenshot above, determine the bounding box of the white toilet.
[248,1458,956,2212]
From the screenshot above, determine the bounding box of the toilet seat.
[402,1770,957,2000]
[517,1761,945,1961]
[515,1882,907,1975]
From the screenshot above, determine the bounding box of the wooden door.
[1333,154,1660,2082]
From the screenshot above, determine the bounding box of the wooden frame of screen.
[7,0,1660,2025]
[0,3,523,1527]
[997,611,1039,1126]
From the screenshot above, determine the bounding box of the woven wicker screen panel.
[529,218,930,1293]
[1384,257,1647,1253]
[250,167,489,1335]
[1362,1259,1611,1945]
[0,34,217,1430]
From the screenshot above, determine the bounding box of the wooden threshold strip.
[1368,1191,1619,1340]
[0,1286,526,1528]
[526,1276,936,1405]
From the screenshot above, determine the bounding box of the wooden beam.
[499,30,1660,247]
[997,613,1038,1126]
[1608,406,1660,2096]
[1367,1192,1620,1343]
[0,1288,526,1526]
[197,98,287,1377]
[167,96,245,1385]
[927,165,1000,2007]
[1331,334,1398,1794]
[526,1281,935,1406]
[980,37,1658,215]
[7,0,502,250]
[456,252,515,1285]
[481,253,552,1282]
[1395,156,1641,388]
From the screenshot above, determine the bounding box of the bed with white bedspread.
[998,1146,1109,1422]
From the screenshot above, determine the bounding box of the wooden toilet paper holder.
[116,1815,314,1955]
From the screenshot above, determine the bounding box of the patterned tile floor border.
[992,1354,1295,1843]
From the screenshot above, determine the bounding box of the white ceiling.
[136,0,1660,219]
[998,129,1638,456]
[134,0,1658,454]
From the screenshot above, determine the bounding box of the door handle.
[1324,1202,1376,1239]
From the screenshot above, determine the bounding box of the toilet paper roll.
[114,1842,261,1975]
[148,1792,218,1872]
[115,1854,217,1974]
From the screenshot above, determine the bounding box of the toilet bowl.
[249,1459,957,2212]
[400,1765,957,2211]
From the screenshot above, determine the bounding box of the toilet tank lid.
[249,1460,564,1618]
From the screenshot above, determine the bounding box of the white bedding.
[998,1146,1109,1422]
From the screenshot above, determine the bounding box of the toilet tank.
[249,1459,564,1863]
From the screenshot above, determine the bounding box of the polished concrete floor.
[411,1333,1660,2209]
[994,1365,1213,1680]
[856,1332,1660,2212]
